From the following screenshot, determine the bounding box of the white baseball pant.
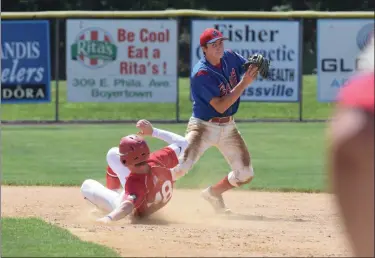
[81,179,123,212]
[172,117,254,187]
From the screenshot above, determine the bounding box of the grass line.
[2,123,328,193]
[1,217,120,257]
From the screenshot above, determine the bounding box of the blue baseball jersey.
[190,50,247,121]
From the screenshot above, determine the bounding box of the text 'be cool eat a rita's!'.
[66,19,178,103]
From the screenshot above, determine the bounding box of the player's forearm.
[106,201,134,221]
[152,128,187,147]
[211,79,249,114]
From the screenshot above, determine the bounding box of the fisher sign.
[190,20,302,102]
[1,20,51,103]
[66,19,178,103]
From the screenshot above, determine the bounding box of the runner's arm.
[97,177,146,223]
[152,128,188,157]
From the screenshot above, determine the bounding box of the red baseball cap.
[200,28,228,46]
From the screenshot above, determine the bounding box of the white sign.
[317,19,374,102]
[66,19,178,102]
[190,20,301,102]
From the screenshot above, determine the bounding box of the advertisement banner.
[66,19,178,103]
[190,20,302,102]
[1,20,51,103]
[317,19,374,102]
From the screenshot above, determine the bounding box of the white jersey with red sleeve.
[122,146,179,218]
[337,72,374,114]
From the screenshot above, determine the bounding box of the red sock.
[106,166,121,190]
[210,176,234,196]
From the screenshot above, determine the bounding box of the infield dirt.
[2,186,351,257]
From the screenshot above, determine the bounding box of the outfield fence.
[1,10,374,123]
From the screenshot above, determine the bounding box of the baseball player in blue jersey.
[172,28,270,213]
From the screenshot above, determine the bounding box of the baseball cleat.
[201,187,231,214]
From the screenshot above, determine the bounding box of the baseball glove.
[242,54,270,79]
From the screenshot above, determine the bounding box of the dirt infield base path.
[2,186,351,257]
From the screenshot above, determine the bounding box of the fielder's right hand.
[241,64,259,85]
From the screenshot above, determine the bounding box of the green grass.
[1,217,119,257]
[1,122,329,192]
[1,75,334,121]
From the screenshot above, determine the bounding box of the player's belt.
[208,116,233,124]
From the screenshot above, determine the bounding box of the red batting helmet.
[116,134,150,166]
[200,28,228,46]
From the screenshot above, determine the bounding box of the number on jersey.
[150,180,173,207]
